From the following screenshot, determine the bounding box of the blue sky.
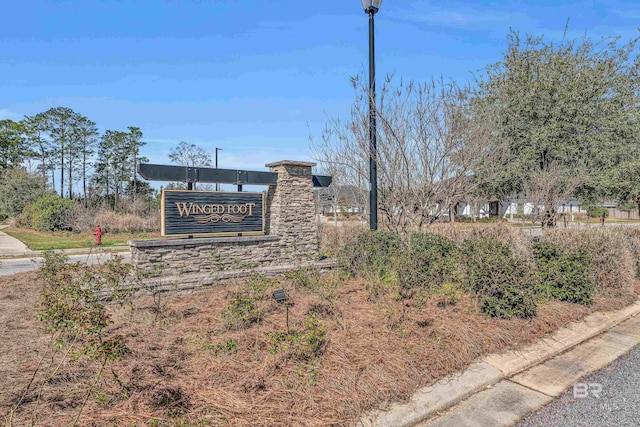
[1,0,639,175]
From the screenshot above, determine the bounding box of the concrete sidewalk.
[0,224,31,256]
[358,300,640,427]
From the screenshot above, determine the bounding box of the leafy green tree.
[601,155,640,214]
[23,114,53,182]
[0,119,27,170]
[72,116,99,205]
[93,128,146,211]
[125,126,148,212]
[0,168,51,221]
[93,130,124,209]
[38,107,81,198]
[474,31,640,227]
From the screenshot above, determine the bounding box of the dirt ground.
[1,269,637,426]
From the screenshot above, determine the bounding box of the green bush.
[17,203,35,228]
[23,194,75,231]
[462,237,537,319]
[0,169,51,221]
[432,282,465,307]
[38,250,132,357]
[533,241,593,305]
[221,272,272,330]
[222,294,259,330]
[621,228,640,278]
[283,268,341,303]
[545,228,635,296]
[268,313,327,361]
[584,203,608,218]
[342,230,401,283]
[480,285,537,319]
[396,233,459,296]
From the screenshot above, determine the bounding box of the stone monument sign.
[129,160,332,291]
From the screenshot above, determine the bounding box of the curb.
[0,246,130,260]
[357,299,640,427]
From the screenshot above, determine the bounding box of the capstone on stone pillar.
[265,160,319,261]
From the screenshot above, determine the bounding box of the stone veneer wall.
[129,235,284,275]
[265,160,319,259]
[129,160,320,277]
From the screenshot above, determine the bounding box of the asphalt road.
[517,342,640,427]
[0,252,131,276]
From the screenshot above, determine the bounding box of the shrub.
[221,272,272,330]
[0,169,51,221]
[544,228,635,296]
[318,222,368,258]
[583,203,608,219]
[38,251,132,360]
[283,268,340,302]
[17,203,34,228]
[432,282,465,307]
[396,233,459,296]
[67,204,97,233]
[342,230,401,284]
[479,284,537,319]
[533,241,594,305]
[216,338,238,355]
[462,236,537,319]
[622,228,640,278]
[222,293,259,330]
[268,313,327,361]
[430,222,531,259]
[283,268,321,290]
[23,194,75,231]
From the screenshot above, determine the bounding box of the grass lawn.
[4,227,160,250]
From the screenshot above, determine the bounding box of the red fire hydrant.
[94,226,103,245]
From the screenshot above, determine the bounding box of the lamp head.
[362,0,382,14]
[272,289,289,304]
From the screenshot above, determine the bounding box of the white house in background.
[451,198,639,220]
[448,198,587,219]
[501,199,586,217]
[314,185,367,215]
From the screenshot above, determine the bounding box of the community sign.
[161,190,265,237]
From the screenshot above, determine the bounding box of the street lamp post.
[215,147,222,191]
[362,0,382,230]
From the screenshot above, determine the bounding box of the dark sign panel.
[138,163,332,187]
[161,190,265,236]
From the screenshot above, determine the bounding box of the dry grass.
[318,222,368,257]
[622,227,640,277]
[429,222,533,258]
[67,206,160,234]
[544,227,636,298]
[2,266,637,426]
[95,211,160,234]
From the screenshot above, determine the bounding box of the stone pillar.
[265,160,319,261]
